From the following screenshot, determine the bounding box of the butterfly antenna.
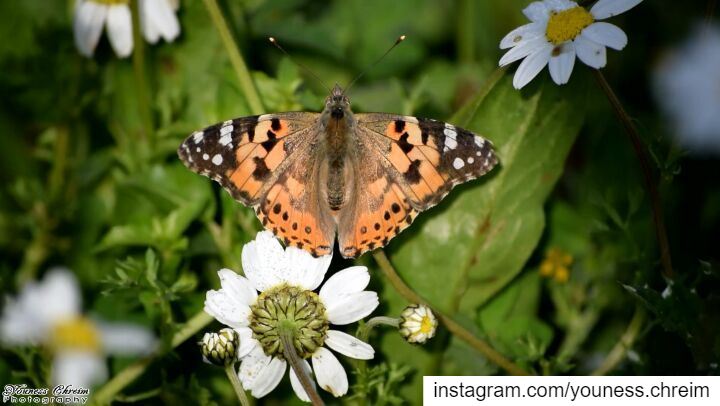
[343,35,406,95]
[268,37,331,93]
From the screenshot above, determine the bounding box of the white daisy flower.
[653,24,720,155]
[398,304,438,345]
[0,268,157,388]
[499,0,643,89]
[73,0,180,58]
[204,231,378,401]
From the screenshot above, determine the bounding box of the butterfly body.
[179,84,498,258]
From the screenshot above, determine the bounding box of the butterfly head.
[326,84,351,119]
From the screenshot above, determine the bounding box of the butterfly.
[178,84,498,258]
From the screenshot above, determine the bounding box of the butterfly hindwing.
[334,114,498,258]
[178,112,334,256]
[255,154,335,257]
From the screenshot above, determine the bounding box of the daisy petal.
[319,266,369,303]
[52,350,108,388]
[522,1,550,22]
[548,42,576,84]
[218,269,257,306]
[312,347,348,397]
[545,0,577,11]
[1,268,83,345]
[139,0,160,44]
[97,322,157,355]
[73,1,108,57]
[282,246,332,291]
[204,289,251,328]
[590,0,643,20]
[238,346,272,390]
[140,0,180,43]
[325,330,374,360]
[324,291,379,325]
[499,36,549,66]
[513,44,553,89]
[582,22,628,50]
[241,231,288,292]
[499,23,543,49]
[575,35,607,68]
[106,4,133,58]
[289,359,314,402]
[250,357,286,398]
[235,327,258,358]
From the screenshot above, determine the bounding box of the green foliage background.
[1,0,719,404]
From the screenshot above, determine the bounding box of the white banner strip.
[424,376,720,405]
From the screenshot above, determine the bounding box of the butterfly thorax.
[321,85,356,212]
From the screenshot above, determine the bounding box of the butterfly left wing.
[178,113,336,256]
[337,114,498,257]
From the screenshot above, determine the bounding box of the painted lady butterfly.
[178,84,498,258]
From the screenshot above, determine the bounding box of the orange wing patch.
[338,178,418,258]
[257,179,334,257]
[360,114,498,210]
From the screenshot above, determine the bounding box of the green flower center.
[545,6,594,45]
[249,284,328,359]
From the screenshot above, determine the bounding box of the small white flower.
[201,328,240,366]
[653,24,720,155]
[499,0,643,89]
[398,304,438,344]
[204,231,378,401]
[0,268,157,388]
[73,0,180,58]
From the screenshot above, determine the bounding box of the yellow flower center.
[545,7,595,45]
[419,316,435,334]
[50,317,101,353]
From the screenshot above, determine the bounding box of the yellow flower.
[540,247,573,283]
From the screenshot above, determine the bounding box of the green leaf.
[386,74,587,315]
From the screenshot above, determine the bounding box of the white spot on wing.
[192,131,204,144]
[212,154,223,165]
[219,133,232,146]
[443,134,457,152]
[202,153,209,160]
[453,157,465,169]
[474,137,485,148]
[195,147,201,152]
[220,125,233,136]
[468,157,474,164]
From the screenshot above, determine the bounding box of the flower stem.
[279,328,324,406]
[130,0,155,148]
[372,250,530,376]
[225,364,250,406]
[357,316,400,343]
[92,312,214,404]
[592,70,674,279]
[591,305,646,376]
[202,0,265,115]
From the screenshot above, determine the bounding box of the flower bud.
[201,328,239,366]
[399,304,438,344]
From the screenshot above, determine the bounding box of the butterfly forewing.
[177,112,335,256]
[335,114,498,257]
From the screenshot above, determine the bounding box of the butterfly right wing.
[178,113,335,257]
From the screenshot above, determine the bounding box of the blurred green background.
[1,0,719,404]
